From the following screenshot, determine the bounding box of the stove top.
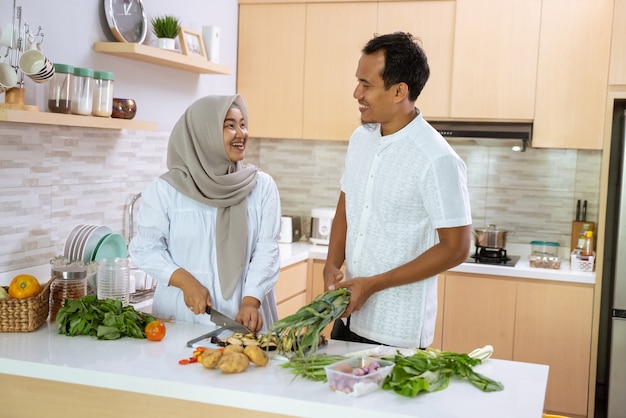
[464,247,520,267]
[465,254,520,267]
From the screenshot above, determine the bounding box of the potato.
[218,352,250,374]
[200,349,223,369]
[223,344,244,354]
[244,344,269,367]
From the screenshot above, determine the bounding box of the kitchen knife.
[185,307,251,347]
[582,200,587,222]
[575,199,581,221]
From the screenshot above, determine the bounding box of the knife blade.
[207,307,251,334]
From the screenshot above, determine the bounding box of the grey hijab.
[161,95,258,300]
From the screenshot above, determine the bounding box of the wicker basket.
[0,279,51,332]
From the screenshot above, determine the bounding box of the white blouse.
[129,173,281,332]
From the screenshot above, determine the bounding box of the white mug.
[0,62,17,93]
[18,49,55,83]
[0,23,18,48]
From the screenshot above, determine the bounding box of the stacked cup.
[18,48,55,83]
[97,257,130,306]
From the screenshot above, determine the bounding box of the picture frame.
[178,27,206,58]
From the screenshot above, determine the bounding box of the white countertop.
[0,321,549,418]
[280,241,596,284]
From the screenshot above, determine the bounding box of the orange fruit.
[145,320,167,341]
[8,274,41,299]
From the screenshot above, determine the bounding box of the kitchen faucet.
[128,192,142,244]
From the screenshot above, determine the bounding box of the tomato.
[145,320,167,341]
[8,274,41,299]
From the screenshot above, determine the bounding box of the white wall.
[0,0,239,131]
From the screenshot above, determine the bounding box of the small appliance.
[278,215,301,244]
[310,207,335,245]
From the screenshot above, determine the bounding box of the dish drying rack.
[1,1,46,111]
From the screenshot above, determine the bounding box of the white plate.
[70,225,95,261]
[74,225,98,262]
[81,225,113,262]
[68,224,91,261]
[63,224,85,258]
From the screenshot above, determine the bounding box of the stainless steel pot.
[473,224,511,249]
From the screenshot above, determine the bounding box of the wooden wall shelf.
[93,42,232,75]
[0,108,158,130]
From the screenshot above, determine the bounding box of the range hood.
[428,120,533,151]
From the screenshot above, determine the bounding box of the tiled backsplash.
[0,123,601,275]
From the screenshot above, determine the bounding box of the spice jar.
[92,70,114,117]
[47,63,74,114]
[70,67,94,116]
[49,265,87,322]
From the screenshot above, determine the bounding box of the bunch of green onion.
[270,288,350,357]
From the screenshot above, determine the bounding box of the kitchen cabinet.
[450,0,541,120]
[609,0,626,85]
[377,1,455,119]
[301,3,377,140]
[238,2,376,141]
[514,279,593,416]
[439,271,594,417]
[441,273,516,359]
[532,0,613,149]
[275,261,308,319]
[93,43,232,75]
[237,3,306,139]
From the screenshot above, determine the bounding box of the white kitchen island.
[1,321,548,418]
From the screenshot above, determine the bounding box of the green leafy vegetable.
[56,295,156,340]
[382,348,505,396]
[270,288,350,357]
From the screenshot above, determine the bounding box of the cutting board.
[570,221,595,251]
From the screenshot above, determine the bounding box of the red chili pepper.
[178,359,190,365]
[188,356,198,363]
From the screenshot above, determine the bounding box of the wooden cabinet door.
[533,0,613,149]
[441,273,516,360]
[377,1,455,119]
[610,0,626,85]
[237,3,306,139]
[513,280,593,416]
[451,0,541,120]
[302,2,378,141]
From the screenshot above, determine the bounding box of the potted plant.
[150,15,180,49]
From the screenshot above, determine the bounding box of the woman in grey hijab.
[129,95,281,332]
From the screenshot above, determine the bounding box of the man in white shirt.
[324,32,472,349]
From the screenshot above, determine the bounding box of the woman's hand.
[236,296,263,333]
[323,266,344,291]
[169,268,211,315]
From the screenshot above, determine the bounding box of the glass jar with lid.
[49,265,87,322]
[92,70,114,117]
[47,63,74,114]
[70,67,94,116]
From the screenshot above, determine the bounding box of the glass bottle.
[581,230,595,257]
[49,265,87,322]
[71,67,95,116]
[47,63,74,114]
[92,71,114,117]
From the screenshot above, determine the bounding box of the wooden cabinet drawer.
[275,262,308,303]
[277,291,307,319]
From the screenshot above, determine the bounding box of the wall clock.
[104,0,148,44]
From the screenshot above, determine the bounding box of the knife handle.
[576,200,581,221]
[186,327,224,347]
[582,200,587,222]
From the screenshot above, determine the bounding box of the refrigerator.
[597,101,626,417]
